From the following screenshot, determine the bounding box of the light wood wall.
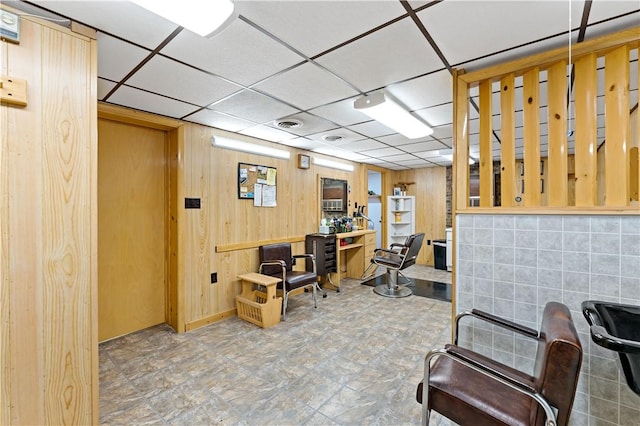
[1,11,98,425]
[173,124,447,330]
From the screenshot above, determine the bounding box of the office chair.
[258,243,319,321]
[363,233,425,298]
[417,301,582,426]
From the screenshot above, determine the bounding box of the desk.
[331,230,376,287]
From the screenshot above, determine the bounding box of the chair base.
[373,284,412,298]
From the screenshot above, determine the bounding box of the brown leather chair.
[417,302,582,426]
[363,233,425,298]
[258,242,319,321]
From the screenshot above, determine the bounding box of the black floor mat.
[361,275,452,302]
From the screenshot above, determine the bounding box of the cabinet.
[305,233,337,279]
[387,196,416,247]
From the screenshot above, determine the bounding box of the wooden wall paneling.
[635,89,640,204]
[604,45,630,206]
[547,60,569,207]
[454,70,470,211]
[41,26,95,423]
[167,128,180,331]
[479,79,494,207]
[574,53,598,207]
[2,15,46,424]
[500,73,516,207]
[523,67,541,206]
[0,34,8,426]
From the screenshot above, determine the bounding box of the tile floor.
[99,265,454,425]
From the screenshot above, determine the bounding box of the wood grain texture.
[98,119,167,341]
[454,71,470,211]
[1,12,97,424]
[604,45,630,206]
[479,79,493,207]
[547,60,568,207]
[523,68,541,207]
[574,53,598,207]
[499,73,516,207]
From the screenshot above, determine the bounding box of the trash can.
[433,239,447,270]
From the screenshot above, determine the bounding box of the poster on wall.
[238,162,277,206]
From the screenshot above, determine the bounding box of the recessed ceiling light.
[322,135,344,143]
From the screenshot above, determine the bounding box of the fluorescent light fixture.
[354,92,433,139]
[131,0,236,37]
[313,157,354,172]
[212,136,290,159]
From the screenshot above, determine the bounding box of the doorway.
[367,169,384,248]
[98,119,168,341]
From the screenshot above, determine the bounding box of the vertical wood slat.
[574,53,598,207]
[604,45,630,206]
[454,70,470,211]
[637,64,640,204]
[500,73,516,207]
[479,79,493,207]
[547,60,569,207]
[523,67,541,206]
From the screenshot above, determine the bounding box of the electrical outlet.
[211,272,217,284]
[427,239,431,245]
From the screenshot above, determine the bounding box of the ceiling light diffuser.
[313,157,354,172]
[212,136,290,159]
[354,92,433,139]
[131,0,236,37]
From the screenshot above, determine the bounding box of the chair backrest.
[399,233,425,269]
[259,243,293,276]
[531,302,583,426]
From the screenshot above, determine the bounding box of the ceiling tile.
[160,19,304,87]
[278,137,327,150]
[359,147,405,157]
[380,153,419,162]
[341,139,388,152]
[127,56,242,107]
[347,121,395,138]
[386,70,453,110]
[267,113,338,137]
[210,90,299,124]
[107,86,199,119]
[97,33,149,81]
[97,78,116,101]
[587,2,640,38]
[239,125,298,143]
[396,140,448,153]
[254,62,358,110]
[236,0,407,57]
[316,17,443,93]
[34,0,179,49]
[185,109,257,132]
[305,128,366,146]
[419,1,585,67]
[308,97,368,126]
[415,103,453,127]
[376,134,431,147]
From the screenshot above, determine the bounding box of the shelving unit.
[387,196,415,247]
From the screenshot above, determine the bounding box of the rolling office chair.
[258,242,320,321]
[363,233,425,298]
[417,302,582,426]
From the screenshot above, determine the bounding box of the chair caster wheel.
[336,289,341,293]
[323,294,328,298]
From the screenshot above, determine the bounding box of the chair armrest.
[454,309,539,345]
[292,254,316,273]
[423,347,556,426]
[292,254,315,260]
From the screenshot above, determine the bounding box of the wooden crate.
[236,290,282,328]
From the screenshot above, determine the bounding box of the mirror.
[321,177,348,217]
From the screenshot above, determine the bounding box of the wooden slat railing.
[455,27,639,211]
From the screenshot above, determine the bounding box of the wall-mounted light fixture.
[354,91,433,139]
[212,136,290,159]
[313,157,354,172]
[131,0,236,38]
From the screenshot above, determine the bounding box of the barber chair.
[417,302,582,426]
[258,243,319,321]
[365,233,425,298]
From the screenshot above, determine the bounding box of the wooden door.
[98,119,167,341]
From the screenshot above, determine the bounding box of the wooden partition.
[454,27,640,211]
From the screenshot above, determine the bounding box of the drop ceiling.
[7,0,640,169]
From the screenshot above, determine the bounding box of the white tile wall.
[455,214,640,426]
